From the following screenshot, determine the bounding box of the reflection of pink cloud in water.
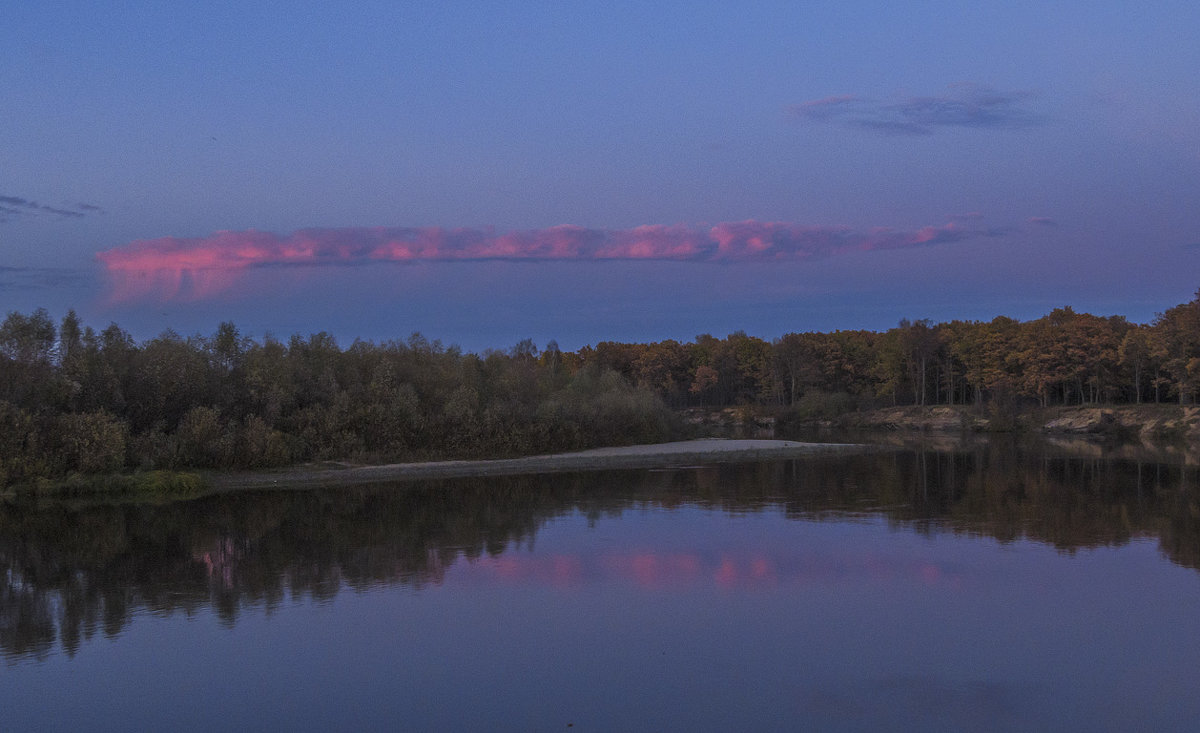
[552,556,581,586]
[620,553,703,587]
[714,557,738,587]
[96,218,989,302]
[750,556,774,581]
[714,554,778,588]
[473,554,584,588]
[463,549,960,591]
[488,556,522,580]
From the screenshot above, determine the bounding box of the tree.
[949,316,1021,404]
[1072,313,1127,403]
[540,339,563,375]
[510,338,538,361]
[133,330,211,431]
[898,319,941,406]
[1151,291,1200,404]
[209,321,249,373]
[0,309,59,408]
[58,309,82,365]
[871,328,906,405]
[1119,327,1151,404]
[726,331,775,404]
[773,333,824,406]
[689,365,719,405]
[631,341,690,406]
[58,411,127,474]
[0,308,56,364]
[244,334,295,426]
[1018,309,1082,406]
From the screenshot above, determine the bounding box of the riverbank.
[205,439,872,492]
[825,404,1200,441]
[683,403,1200,442]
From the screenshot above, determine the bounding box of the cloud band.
[0,195,103,222]
[789,84,1040,135]
[97,219,986,301]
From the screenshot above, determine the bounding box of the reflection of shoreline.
[205,439,875,491]
[794,404,1200,464]
[813,430,1200,466]
[5,443,1200,661]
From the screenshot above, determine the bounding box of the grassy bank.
[2,470,208,501]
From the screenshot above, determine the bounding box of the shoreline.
[204,439,873,492]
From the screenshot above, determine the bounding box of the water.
[4,440,1200,731]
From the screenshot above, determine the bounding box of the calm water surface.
[4,440,1200,731]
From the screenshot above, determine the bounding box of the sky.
[3,1,1200,351]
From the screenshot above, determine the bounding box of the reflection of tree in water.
[0,476,590,661]
[4,442,1200,660]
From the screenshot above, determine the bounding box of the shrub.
[58,411,128,474]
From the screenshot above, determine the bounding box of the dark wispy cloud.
[0,265,84,291]
[0,195,104,223]
[98,218,1003,301]
[788,85,1041,135]
[1027,216,1058,227]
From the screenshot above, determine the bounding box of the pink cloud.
[97,218,991,301]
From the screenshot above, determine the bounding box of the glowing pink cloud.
[97,219,989,301]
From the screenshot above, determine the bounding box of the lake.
[4,438,1200,731]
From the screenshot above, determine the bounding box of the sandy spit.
[205,439,874,492]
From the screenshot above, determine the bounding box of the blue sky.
[3,1,1199,350]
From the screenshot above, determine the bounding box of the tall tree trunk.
[920,357,926,406]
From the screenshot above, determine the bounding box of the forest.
[2,290,1200,487]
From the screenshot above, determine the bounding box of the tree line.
[587,291,1200,412]
[3,290,1200,485]
[0,314,674,487]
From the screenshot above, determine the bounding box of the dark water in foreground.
[4,440,1200,731]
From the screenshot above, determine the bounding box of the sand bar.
[206,439,874,491]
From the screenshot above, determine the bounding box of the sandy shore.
[206,439,872,491]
